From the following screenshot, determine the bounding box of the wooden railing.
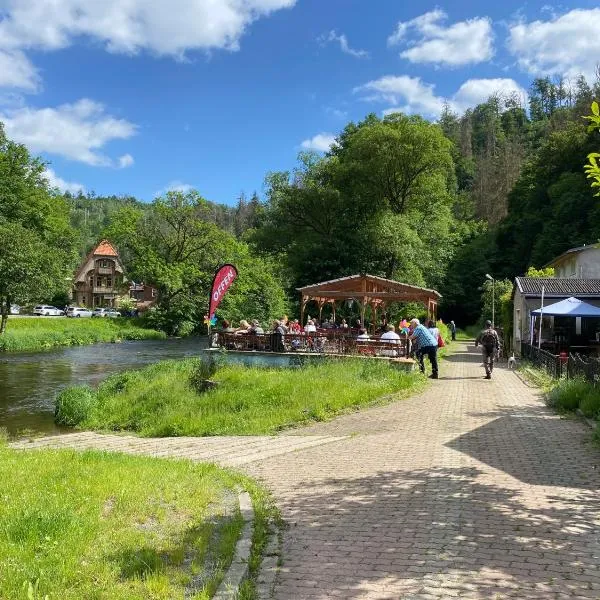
[214,331,409,358]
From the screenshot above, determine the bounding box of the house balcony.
[93,286,117,295]
[96,267,114,275]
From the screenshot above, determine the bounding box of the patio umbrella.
[531,297,600,317]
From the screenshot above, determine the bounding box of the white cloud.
[388,9,494,67]
[451,78,528,113]
[118,153,134,168]
[43,168,85,194]
[0,99,137,166]
[354,76,444,116]
[319,30,369,58]
[326,107,348,119]
[300,133,336,152]
[155,181,195,196]
[355,75,526,117]
[0,50,40,90]
[508,8,600,79]
[0,0,297,59]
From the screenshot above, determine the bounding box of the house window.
[151,288,157,298]
[96,277,102,287]
[107,277,112,288]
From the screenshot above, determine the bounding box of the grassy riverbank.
[0,442,274,599]
[57,358,425,436]
[0,317,165,352]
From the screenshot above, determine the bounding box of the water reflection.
[0,337,207,437]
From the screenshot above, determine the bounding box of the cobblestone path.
[12,342,600,599]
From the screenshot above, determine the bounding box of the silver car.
[66,307,93,318]
[33,305,64,316]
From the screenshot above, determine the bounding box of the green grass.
[0,443,275,600]
[57,357,426,436]
[0,317,165,352]
[518,362,600,423]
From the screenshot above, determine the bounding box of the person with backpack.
[475,320,500,379]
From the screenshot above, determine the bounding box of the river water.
[0,338,207,437]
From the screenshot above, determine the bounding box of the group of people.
[219,315,459,378]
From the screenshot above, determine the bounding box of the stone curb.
[213,490,254,600]
[255,523,281,599]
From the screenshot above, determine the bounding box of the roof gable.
[544,243,600,267]
[93,240,119,257]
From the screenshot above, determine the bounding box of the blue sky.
[0,0,599,205]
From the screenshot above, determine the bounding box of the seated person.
[380,324,401,357]
[322,318,333,329]
[234,320,251,334]
[340,319,349,329]
[304,319,317,333]
[221,319,235,333]
[271,319,286,352]
[249,319,264,335]
[289,319,302,333]
[356,328,370,340]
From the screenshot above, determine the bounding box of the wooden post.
[300,295,306,326]
[332,300,336,324]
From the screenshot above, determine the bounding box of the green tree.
[0,123,75,333]
[525,266,555,277]
[107,190,288,334]
[584,101,600,195]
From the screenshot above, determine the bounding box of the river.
[0,338,207,437]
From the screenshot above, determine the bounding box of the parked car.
[10,304,20,315]
[33,305,64,316]
[105,309,121,318]
[91,308,107,318]
[66,307,93,318]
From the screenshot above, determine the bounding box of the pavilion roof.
[297,274,441,305]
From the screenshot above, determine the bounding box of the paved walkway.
[12,343,600,599]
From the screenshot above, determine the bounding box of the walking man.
[475,320,500,379]
[450,320,456,341]
[409,318,439,379]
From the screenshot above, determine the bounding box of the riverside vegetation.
[0,440,276,600]
[0,317,165,352]
[56,358,425,436]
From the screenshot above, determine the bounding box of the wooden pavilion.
[297,274,441,330]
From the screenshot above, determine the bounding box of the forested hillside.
[66,191,263,257]
[441,76,600,324]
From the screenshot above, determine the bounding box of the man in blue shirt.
[409,318,439,379]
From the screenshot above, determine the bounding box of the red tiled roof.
[93,240,118,257]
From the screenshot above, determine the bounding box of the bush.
[580,387,600,419]
[190,358,218,393]
[547,378,589,411]
[55,386,96,426]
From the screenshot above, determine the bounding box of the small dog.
[507,353,517,369]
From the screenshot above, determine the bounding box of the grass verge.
[0,317,165,352]
[56,357,426,436]
[0,442,275,600]
[517,362,600,443]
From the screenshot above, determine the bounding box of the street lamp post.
[485,273,495,328]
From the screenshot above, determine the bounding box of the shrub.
[55,386,96,426]
[580,387,600,419]
[189,358,217,393]
[546,378,588,411]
